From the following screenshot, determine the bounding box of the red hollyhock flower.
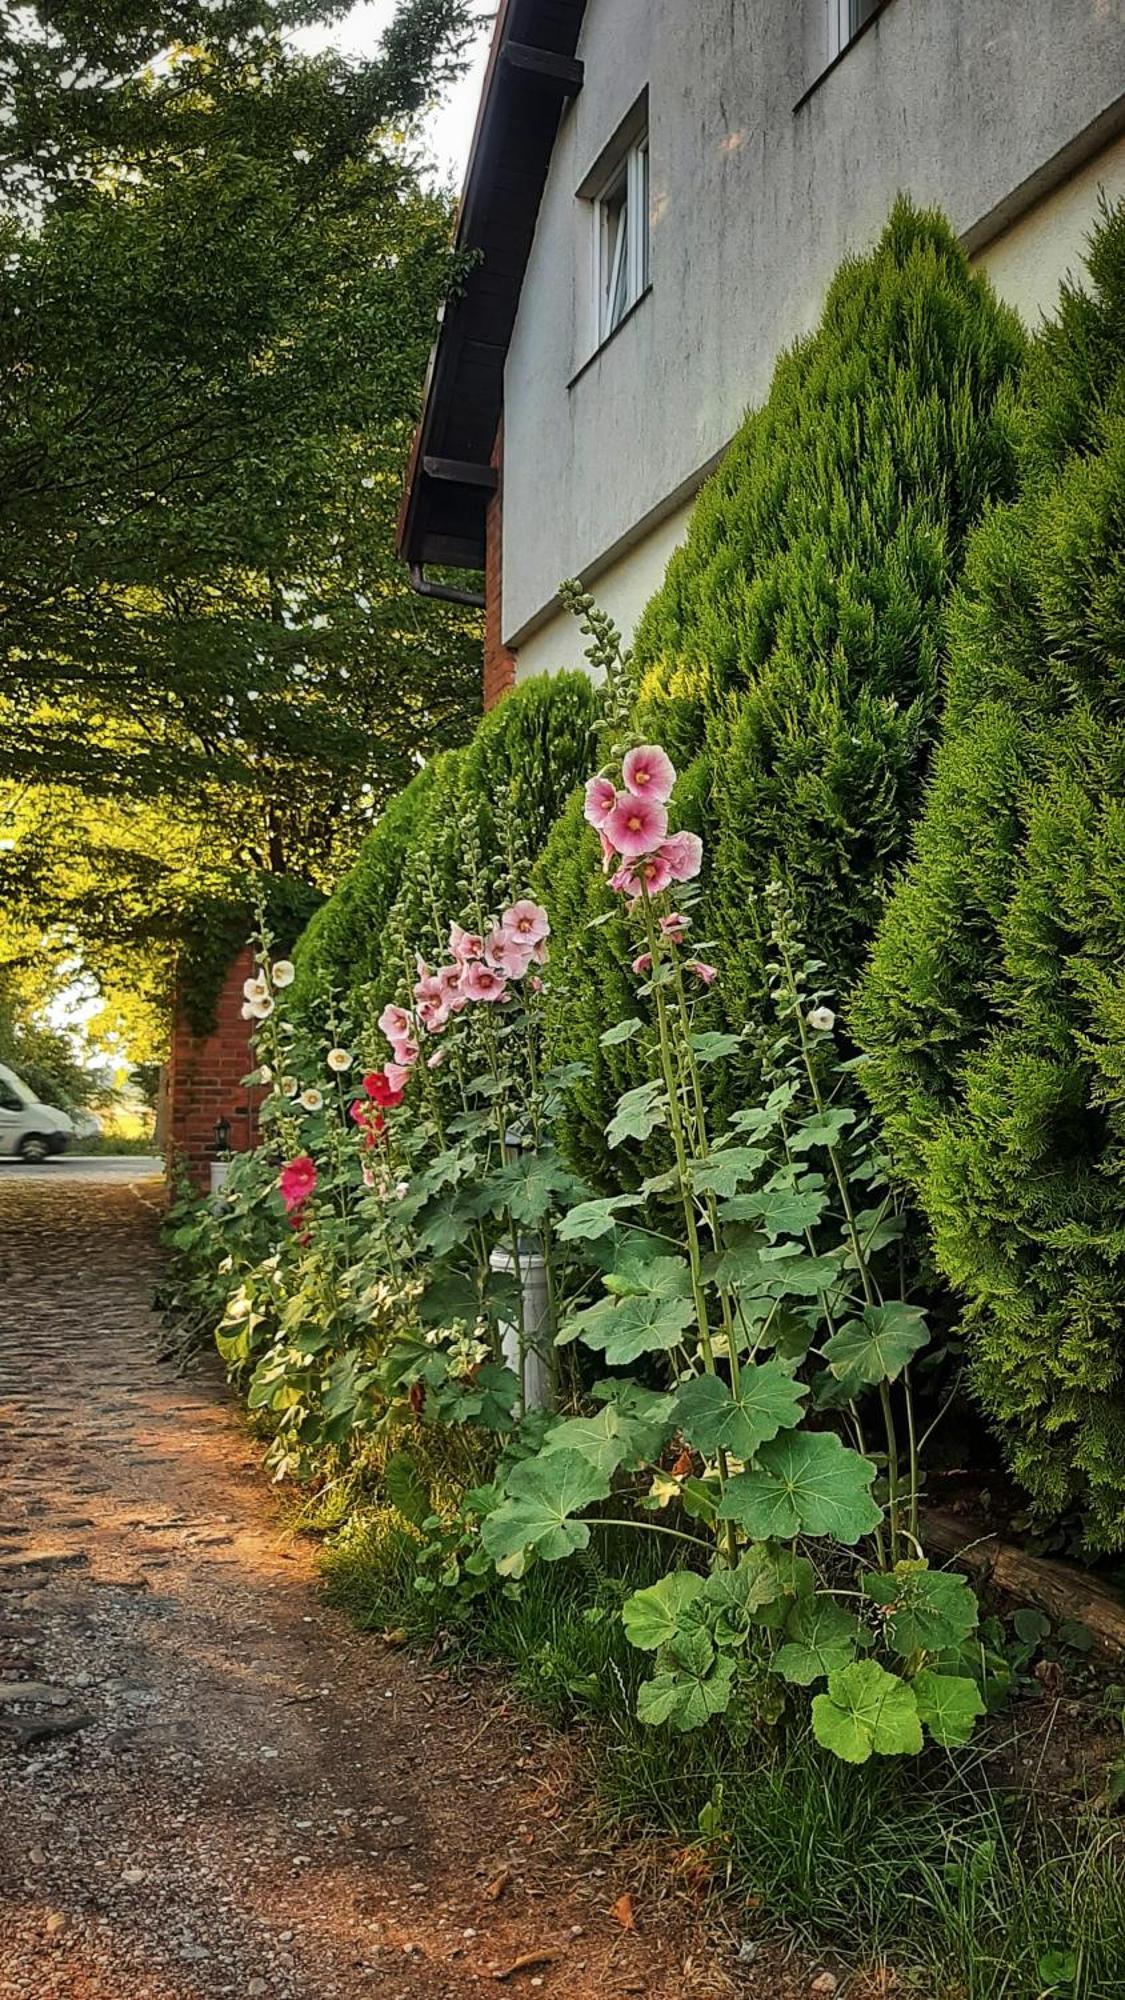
[363,1069,405,1109]
[279,1154,317,1214]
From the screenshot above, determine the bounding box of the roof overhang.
[398,0,587,579]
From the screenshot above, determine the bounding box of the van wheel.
[18,1135,51,1164]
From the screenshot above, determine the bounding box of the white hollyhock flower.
[240,1002,255,1020]
[243,975,268,1002]
[249,996,274,1020]
[326,1048,351,1072]
[807,1006,836,1033]
[272,960,295,988]
[299,1088,324,1112]
[280,1076,298,1097]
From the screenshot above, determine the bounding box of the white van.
[0,1063,75,1162]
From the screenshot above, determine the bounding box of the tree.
[854,201,1125,1550]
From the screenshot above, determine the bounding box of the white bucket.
[489,1244,551,1411]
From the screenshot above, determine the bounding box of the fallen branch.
[922,1508,1125,1657]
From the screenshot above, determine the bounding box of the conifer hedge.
[293,671,598,1026]
[854,202,1125,1550]
[542,202,1024,1186]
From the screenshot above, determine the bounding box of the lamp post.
[210,1113,233,1198]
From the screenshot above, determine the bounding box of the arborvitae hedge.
[292,671,599,1030]
[854,201,1125,1550]
[543,202,1025,1185]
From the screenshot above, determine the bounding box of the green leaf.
[689,1146,767,1198]
[415,1188,477,1257]
[417,1269,479,1325]
[812,1661,923,1763]
[574,1290,697,1365]
[383,1451,431,1526]
[790,1107,857,1151]
[913,1669,985,1748]
[729,1083,800,1140]
[758,1249,844,1299]
[557,1192,643,1242]
[773,1596,861,1685]
[622,1571,706,1651]
[603,1250,693,1301]
[600,1016,644,1047]
[1036,1950,1079,1991]
[544,1388,676,1477]
[824,1304,929,1390]
[675,1362,807,1459]
[607,1080,666,1148]
[637,1641,736,1732]
[689,1030,743,1064]
[701,1545,813,1639]
[718,1432,881,1544]
[861,1566,978,1655]
[725,1185,828,1239]
[480,1449,611,1571]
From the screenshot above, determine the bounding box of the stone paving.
[0,1168,725,2000]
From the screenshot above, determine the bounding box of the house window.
[595,131,649,344]
[827,0,882,60]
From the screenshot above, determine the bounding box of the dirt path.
[0,1168,742,2000]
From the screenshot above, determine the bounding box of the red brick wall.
[483,419,516,710]
[166,945,262,1191]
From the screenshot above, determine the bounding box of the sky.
[297,0,495,189]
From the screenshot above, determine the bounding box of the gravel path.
[0,1170,751,2000]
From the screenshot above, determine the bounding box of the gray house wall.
[501,0,1125,655]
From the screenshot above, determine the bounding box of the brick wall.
[483,419,516,710]
[166,945,262,1191]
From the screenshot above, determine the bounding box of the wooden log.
[922,1508,1125,1658]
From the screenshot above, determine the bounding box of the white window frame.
[827,0,880,62]
[593,130,649,346]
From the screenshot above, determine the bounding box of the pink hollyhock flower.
[416,991,450,1033]
[604,793,668,858]
[378,1002,413,1045]
[622,744,676,804]
[362,1166,376,1190]
[502,899,550,946]
[484,927,533,979]
[598,829,616,873]
[584,774,617,830]
[385,1061,412,1093]
[632,952,653,976]
[688,960,718,985]
[449,923,484,963]
[461,962,509,1004]
[530,975,544,993]
[279,1154,317,1213]
[391,1037,420,1068]
[530,935,549,965]
[427,1046,447,1069]
[661,830,704,883]
[611,848,675,900]
[661,911,692,940]
[436,963,463,999]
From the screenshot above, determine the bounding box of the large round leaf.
[718,1432,881,1544]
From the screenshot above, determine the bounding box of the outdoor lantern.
[214,1114,232,1156]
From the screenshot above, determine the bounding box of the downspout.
[408,563,486,611]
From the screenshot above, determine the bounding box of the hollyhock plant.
[298,1087,324,1112]
[604,792,668,859]
[611,849,675,901]
[584,774,617,830]
[378,1002,413,1044]
[392,1037,420,1069]
[660,830,703,884]
[364,1069,405,1109]
[622,744,676,804]
[449,923,484,963]
[484,928,534,979]
[384,1061,413,1093]
[461,962,509,1004]
[327,1047,352,1072]
[279,1154,317,1214]
[271,960,295,988]
[687,960,718,985]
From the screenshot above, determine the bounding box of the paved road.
[0,1170,707,2000]
[0,1156,163,1182]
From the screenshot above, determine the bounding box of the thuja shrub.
[294,672,599,1024]
[544,201,1024,1180]
[854,201,1125,1550]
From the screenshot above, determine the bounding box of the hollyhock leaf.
[637,1646,736,1732]
[556,1295,617,1349]
[812,1662,923,1763]
[603,1250,694,1302]
[415,1190,479,1257]
[417,1270,479,1325]
[773,1597,861,1685]
[481,1449,611,1569]
[600,1016,645,1047]
[607,1080,667,1148]
[728,1083,801,1140]
[861,1566,979,1656]
[689,1146,767,1198]
[825,1304,930,1390]
[557,1192,643,1241]
[577,1291,697,1365]
[622,1570,707,1651]
[689,1031,744,1064]
[760,1251,846,1300]
[491,1153,578,1226]
[727,1186,829,1239]
[790,1107,857,1151]
[718,1432,881,1544]
[913,1670,985,1748]
[543,1390,677,1477]
[676,1362,807,1459]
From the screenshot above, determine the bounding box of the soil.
[0,1167,829,2000]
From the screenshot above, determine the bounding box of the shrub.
[853,200,1125,1549]
[542,201,1024,1184]
[292,671,599,1025]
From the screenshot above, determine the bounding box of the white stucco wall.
[503,0,1125,668]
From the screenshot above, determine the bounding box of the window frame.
[593,129,650,347]
[826,0,882,61]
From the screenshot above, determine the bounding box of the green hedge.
[542,201,1025,1186]
[854,200,1125,1550]
[292,671,599,1030]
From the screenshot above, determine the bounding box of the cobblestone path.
[0,1169,719,2000]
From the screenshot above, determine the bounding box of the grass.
[319,1502,1125,1998]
